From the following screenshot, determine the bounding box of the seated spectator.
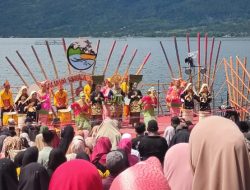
[163,116,180,146]
[22,146,39,167]
[132,122,146,150]
[169,123,190,147]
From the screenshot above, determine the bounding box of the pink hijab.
[164,143,193,190]
[91,137,112,165]
[49,159,102,190]
[110,157,170,190]
[118,138,139,166]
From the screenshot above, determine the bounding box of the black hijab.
[58,125,75,154]
[18,163,50,190]
[0,158,18,190]
[76,152,90,161]
[14,151,25,168]
[22,146,39,167]
[47,148,66,177]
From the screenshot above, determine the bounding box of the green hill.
[0,0,250,37]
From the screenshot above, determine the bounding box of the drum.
[3,112,18,126]
[182,109,193,122]
[199,111,211,121]
[58,109,72,124]
[18,114,26,129]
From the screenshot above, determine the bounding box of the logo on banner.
[67,39,97,70]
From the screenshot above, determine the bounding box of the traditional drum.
[17,114,26,129]
[199,111,211,121]
[58,109,72,124]
[3,112,18,126]
[182,109,193,122]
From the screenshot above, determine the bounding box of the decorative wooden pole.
[204,33,208,83]
[229,56,236,105]
[45,41,59,79]
[207,37,215,86]
[103,40,116,75]
[186,33,191,53]
[16,51,38,84]
[223,59,233,107]
[122,49,138,80]
[235,58,239,107]
[114,44,128,74]
[197,32,201,89]
[62,38,75,102]
[160,41,174,78]
[136,52,151,75]
[174,36,182,78]
[92,39,101,75]
[6,57,29,86]
[239,57,247,119]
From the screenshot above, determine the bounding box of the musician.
[54,84,68,110]
[111,82,125,121]
[166,78,182,117]
[121,76,130,118]
[128,82,142,127]
[198,84,212,111]
[15,86,29,114]
[83,79,92,102]
[101,78,113,119]
[71,92,91,131]
[0,81,14,125]
[38,81,51,112]
[90,84,104,125]
[140,87,157,128]
[24,91,41,122]
[180,83,199,110]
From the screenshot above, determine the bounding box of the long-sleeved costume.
[54,90,68,110]
[198,92,212,111]
[180,91,199,110]
[101,85,113,119]
[111,87,125,121]
[166,85,182,116]
[25,99,41,122]
[90,91,104,125]
[128,89,142,126]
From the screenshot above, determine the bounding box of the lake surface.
[0,37,249,107]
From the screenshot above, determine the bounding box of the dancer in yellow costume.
[54,85,68,110]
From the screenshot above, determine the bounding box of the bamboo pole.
[122,49,138,80]
[245,79,250,120]
[229,57,236,105]
[239,57,247,120]
[229,99,250,116]
[186,33,191,53]
[204,33,208,83]
[210,41,222,90]
[6,57,29,86]
[223,58,233,107]
[16,51,38,84]
[174,36,182,78]
[207,37,215,86]
[114,44,128,74]
[236,58,239,106]
[62,38,75,102]
[103,40,116,75]
[92,39,101,75]
[236,56,250,80]
[136,52,151,75]
[160,41,174,78]
[197,32,201,89]
[45,41,59,79]
[32,46,49,80]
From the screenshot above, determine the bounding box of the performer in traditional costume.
[101,78,113,119]
[54,85,68,110]
[0,81,14,125]
[140,87,157,129]
[180,83,199,122]
[90,84,104,125]
[15,86,29,114]
[166,78,182,117]
[38,81,51,112]
[71,92,91,131]
[121,76,130,118]
[198,84,212,111]
[24,91,41,122]
[83,79,92,102]
[128,82,142,127]
[111,82,125,121]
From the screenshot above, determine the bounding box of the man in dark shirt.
[138,120,168,163]
[132,122,146,150]
[169,123,190,147]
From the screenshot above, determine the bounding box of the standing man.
[0,81,14,126]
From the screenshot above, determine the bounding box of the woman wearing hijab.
[71,92,91,131]
[164,143,193,190]
[118,138,139,166]
[47,148,67,177]
[190,116,250,190]
[0,158,18,190]
[24,91,41,122]
[18,162,50,190]
[15,86,29,114]
[22,146,39,167]
[91,137,112,173]
[58,125,75,154]
[110,156,170,190]
[35,126,49,151]
[49,159,103,190]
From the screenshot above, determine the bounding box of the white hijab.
[14,86,27,104]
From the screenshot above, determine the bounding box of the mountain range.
[0,0,250,37]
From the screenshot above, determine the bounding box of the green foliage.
[0,0,250,37]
